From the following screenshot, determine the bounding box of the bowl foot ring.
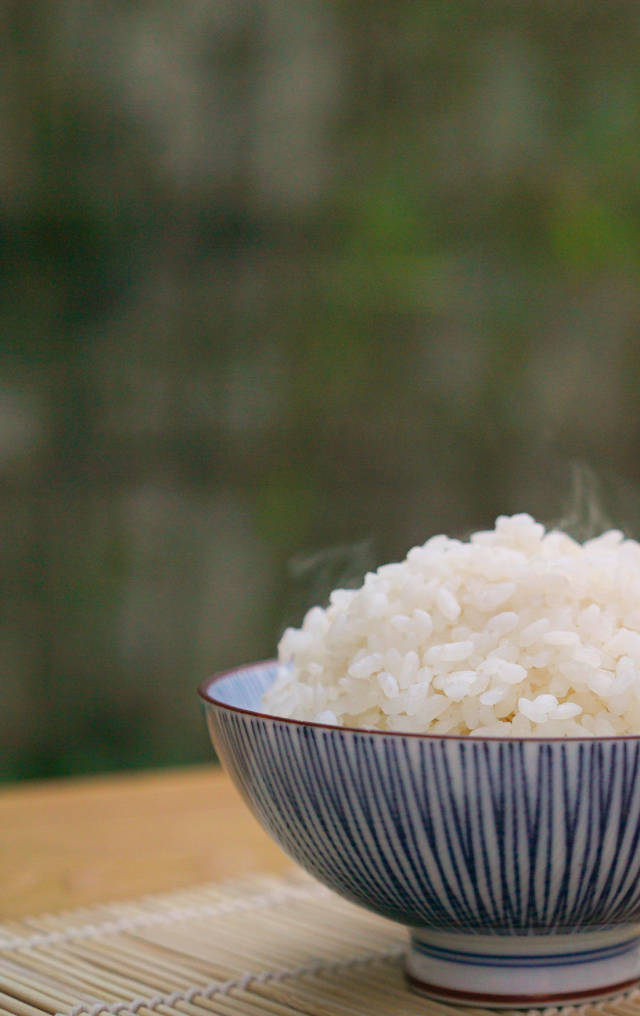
[405,927,640,1008]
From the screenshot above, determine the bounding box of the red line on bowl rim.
[198,660,640,744]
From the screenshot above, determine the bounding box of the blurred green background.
[3,0,640,781]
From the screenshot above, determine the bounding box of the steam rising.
[281,539,374,633]
[277,462,637,645]
[552,461,615,542]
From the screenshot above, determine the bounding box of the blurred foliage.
[2,0,640,780]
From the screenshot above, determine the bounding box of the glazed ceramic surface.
[199,661,640,1007]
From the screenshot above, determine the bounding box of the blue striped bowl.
[199,660,640,1007]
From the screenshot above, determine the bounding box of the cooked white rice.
[262,514,640,737]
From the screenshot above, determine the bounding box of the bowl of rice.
[199,514,640,1007]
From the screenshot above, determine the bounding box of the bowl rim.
[198,659,640,743]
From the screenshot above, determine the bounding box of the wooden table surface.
[0,765,291,920]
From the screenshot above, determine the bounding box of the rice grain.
[263,514,640,736]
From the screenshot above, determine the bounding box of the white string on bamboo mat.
[1,882,329,953]
[61,944,406,1016]
[3,873,640,1016]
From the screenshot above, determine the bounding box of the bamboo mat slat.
[2,872,640,1016]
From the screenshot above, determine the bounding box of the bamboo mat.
[2,872,640,1016]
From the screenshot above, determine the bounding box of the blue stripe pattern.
[203,663,640,936]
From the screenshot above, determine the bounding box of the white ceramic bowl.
[200,661,640,1007]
